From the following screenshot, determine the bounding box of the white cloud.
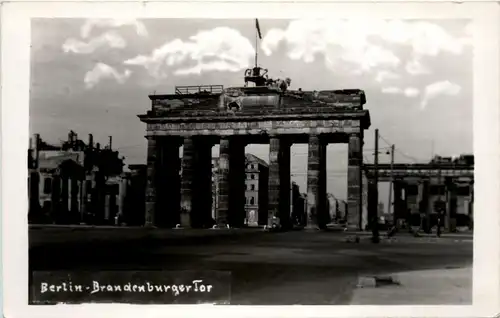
[62,31,126,54]
[375,70,401,83]
[342,45,400,73]
[174,61,246,76]
[382,86,402,94]
[420,80,461,109]
[382,86,420,98]
[404,87,420,98]
[124,27,255,78]
[261,29,285,56]
[81,19,148,38]
[262,19,401,74]
[393,21,464,56]
[368,20,468,56]
[382,82,458,106]
[262,19,471,76]
[405,57,432,75]
[84,63,132,89]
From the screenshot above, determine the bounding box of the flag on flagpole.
[255,18,262,40]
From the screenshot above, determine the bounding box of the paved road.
[29,228,473,305]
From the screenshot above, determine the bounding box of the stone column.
[118,177,127,221]
[405,181,420,231]
[361,171,369,230]
[347,133,362,230]
[445,178,457,232]
[180,137,195,228]
[28,171,40,222]
[192,138,214,228]
[61,175,69,217]
[71,178,79,216]
[280,139,292,229]
[228,138,246,228]
[51,174,61,224]
[318,141,328,228]
[80,179,86,222]
[306,134,326,229]
[144,136,159,227]
[82,175,92,221]
[393,181,403,226]
[68,178,72,213]
[216,137,231,227]
[367,179,378,231]
[418,179,431,232]
[402,182,409,227]
[156,137,181,228]
[95,170,106,224]
[268,136,292,229]
[268,136,281,226]
[416,181,423,229]
[335,199,340,220]
[104,194,110,222]
[469,181,474,229]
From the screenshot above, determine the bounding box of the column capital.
[393,177,404,183]
[192,135,217,148]
[183,136,195,145]
[219,136,231,147]
[308,134,321,145]
[393,181,403,189]
[348,132,362,139]
[226,135,248,147]
[157,136,183,147]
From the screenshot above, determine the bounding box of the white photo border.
[2,1,499,317]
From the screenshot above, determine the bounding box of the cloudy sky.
[30,18,473,201]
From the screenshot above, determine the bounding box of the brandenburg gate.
[138,68,371,230]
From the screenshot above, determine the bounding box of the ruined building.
[28,131,125,225]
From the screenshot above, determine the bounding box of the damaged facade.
[28,131,127,225]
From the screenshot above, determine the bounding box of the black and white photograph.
[2,1,500,317]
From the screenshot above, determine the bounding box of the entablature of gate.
[140,112,369,137]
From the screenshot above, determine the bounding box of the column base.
[209,224,233,230]
[344,224,361,232]
[304,225,321,231]
[179,212,191,229]
[267,216,281,229]
[446,218,458,232]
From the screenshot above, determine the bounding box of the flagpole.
[255,23,258,67]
